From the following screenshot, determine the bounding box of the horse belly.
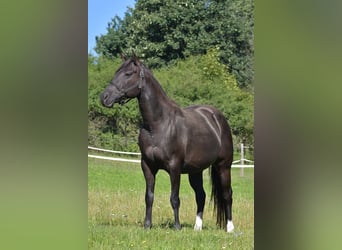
[184,141,220,169]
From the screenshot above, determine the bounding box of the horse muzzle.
[100,92,115,107]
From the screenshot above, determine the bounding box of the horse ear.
[121,53,128,61]
[131,51,140,65]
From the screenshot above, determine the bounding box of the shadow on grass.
[156,219,194,230]
[93,218,220,232]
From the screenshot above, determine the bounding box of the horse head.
[100,56,144,107]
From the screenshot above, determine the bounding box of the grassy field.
[88,158,254,249]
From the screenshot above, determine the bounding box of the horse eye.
[125,71,133,76]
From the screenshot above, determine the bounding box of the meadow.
[88,158,254,249]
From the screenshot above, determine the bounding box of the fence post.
[240,143,244,177]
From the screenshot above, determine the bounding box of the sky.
[88,0,136,55]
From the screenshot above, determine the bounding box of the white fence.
[88,144,254,174]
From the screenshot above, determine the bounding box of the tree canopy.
[95,0,254,88]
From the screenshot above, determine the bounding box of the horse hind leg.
[221,167,234,233]
[210,161,234,233]
[188,172,206,231]
[221,166,234,233]
[226,184,234,233]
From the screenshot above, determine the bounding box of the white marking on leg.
[227,220,234,233]
[194,215,203,231]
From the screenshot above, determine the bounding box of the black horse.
[100,56,234,232]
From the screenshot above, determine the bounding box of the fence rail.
[88,154,141,163]
[88,146,141,155]
[88,145,254,170]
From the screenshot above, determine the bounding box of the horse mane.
[137,59,181,109]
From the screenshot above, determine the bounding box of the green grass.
[88,158,254,249]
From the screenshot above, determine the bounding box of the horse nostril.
[100,92,109,106]
[102,92,108,101]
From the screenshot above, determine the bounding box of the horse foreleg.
[141,159,157,229]
[188,172,206,231]
[169,168,181,230]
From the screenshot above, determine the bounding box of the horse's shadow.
[100,218,215,231]
[98,219,189,228]
[155,219,200,230]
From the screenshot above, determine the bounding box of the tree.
[95,0,254,88]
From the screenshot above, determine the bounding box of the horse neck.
[138,74,179,131]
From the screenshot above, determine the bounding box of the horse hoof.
[227,220,234,233]
[194,216,203,231]
[144,222,152,229]
[174,224,182,230]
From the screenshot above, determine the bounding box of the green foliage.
[95,0,254,88]
[88,49,253,151]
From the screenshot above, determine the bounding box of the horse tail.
[210,165,227,228]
